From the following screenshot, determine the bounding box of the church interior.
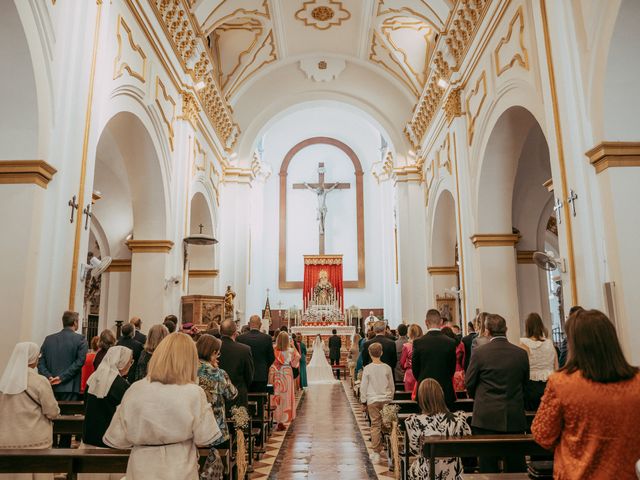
[1,0,639,478]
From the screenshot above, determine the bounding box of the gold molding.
[471,233,520,248]
[543,178,554,192]
[106,259,132,272]
[393,164,423,183]
[189,269,219,278]
[586,142,640,174]
[494,6,529,77]
[0,160,57,188]
[516,250,536,264]
[444,88,462,124]
[126,240,174,253]
[154,76,176,151]
[225,31,278,100]
[465,70,487,146]
[427,265,459,275]
[69,2,103,310]
[370,31,420,98]
[452,132,468,329]
[113,15,147,83]
[178,91,200,129]
[295,0,351,30]
[540,0,578,305]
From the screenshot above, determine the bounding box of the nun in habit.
[80,346,133,480]
[0,342,60,480]
[104,332,221,480]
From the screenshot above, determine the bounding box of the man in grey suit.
[465,313,529,473]
[38,310,88,401]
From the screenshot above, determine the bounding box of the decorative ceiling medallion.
[295,0,351,30]
[299,57,346,82]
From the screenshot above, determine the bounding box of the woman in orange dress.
[532,309,640,479]
[269,332,301,431]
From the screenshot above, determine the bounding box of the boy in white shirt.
[360,342,395,462]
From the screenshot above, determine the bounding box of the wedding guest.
[558,306,583,368]
[132,324,168,382]
[292,334,308,389]
[39,311,88,402]
[412,310,457,407]
[470,311,490,353]
[348,333,361,382]
[0,342,60,480]
[400,324,423,393]
[405,379,471,480]
[269,332,301,431]
[329,329,342,366]
[238,315,275,393]
[240,325,250,335]
[129,317,146,345]
[81,336,100,394]
[196,335,237,448]
[104,333,221,480]
[461,321,477,371]
[465,314,529,473]
[442,326,466,395]
[163,315,178,334]
[205,321,220,338]
[361,321,397,371]
[93,329,116,370]
[532,309,640,479]
[116,324,143,383]
[81,347,133,480]
[519,313,557,410]
[218,319,254,410]
[394,324,409,382]
[360,342,395,463]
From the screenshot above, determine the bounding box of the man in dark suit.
[465,314,529,473]
[461,320,478,371]
[361,321,397,371]
[394,324,409,382]
[39,310,88,401]
[328,329,342,366]
[238,315,275,392]
[412,309,457,407]
[219,319,255,410]
[130,317,146,345]
[117,324,143,383]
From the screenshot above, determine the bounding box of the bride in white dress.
[306,335,339,385]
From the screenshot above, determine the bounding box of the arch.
[278,137,365,289]
[430,189,457,265]
[94,111,168,240]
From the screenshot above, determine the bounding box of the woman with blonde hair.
[405,379,470,480]
[399,324,423,392]
[0,342,60,480]
[132,323,168,382]
[104,333,221,480]
[269,331,301,431]
[470,311,490,352]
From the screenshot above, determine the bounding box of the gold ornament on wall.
[295,0,351,30]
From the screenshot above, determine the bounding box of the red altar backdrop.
[303,255,344,311]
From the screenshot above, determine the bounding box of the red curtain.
[303,256,344,311]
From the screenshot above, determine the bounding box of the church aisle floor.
[267,382,378,479]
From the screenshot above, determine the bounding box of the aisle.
[268,383,377,479]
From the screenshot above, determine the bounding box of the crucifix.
[68,195,79,223]
[567,189,578,217]
[82,203,93,231]
[553,197,563,225]
[292,162,350,254]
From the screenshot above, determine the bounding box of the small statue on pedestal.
[224,285,236,320]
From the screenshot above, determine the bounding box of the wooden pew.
[0,448,232,480]
[422,435,550,478]
[393,391,412,401]
[332,364,347,379]
[58,401,84,415]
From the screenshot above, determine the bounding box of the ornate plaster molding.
[427,266,459,275]
[0,160,57,188]
[543,178,554,192]
[126,240,174,253]
[189,269,219,278]
[393,164,423,184]
[106,259,132,272]
[222,167,254,185]
[493,6,529,77]
[179,91,201,129]
[444,88,463,124]
[471,233,520,248]
[295,0,351,30]
[299,57,346,82]
[586,142,640,174]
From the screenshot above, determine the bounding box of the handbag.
[200,447,224,480]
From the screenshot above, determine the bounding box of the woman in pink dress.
[400,324,423,392]
[269,332,301,431]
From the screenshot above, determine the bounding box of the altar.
[291,324,356,350]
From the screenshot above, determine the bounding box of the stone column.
[470,234,521,343]
[587,142,640,362]
[127,240,173,330]
[394,166,428,324]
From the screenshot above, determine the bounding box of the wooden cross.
[553,197,563,225]
[292,162,350,254]
[567,189,578,217]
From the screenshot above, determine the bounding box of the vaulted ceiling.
[189,0,454,104]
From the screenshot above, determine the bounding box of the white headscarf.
[0,342,40,395]
[86,346,132,399]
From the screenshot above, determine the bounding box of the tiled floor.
[266,382,378,479]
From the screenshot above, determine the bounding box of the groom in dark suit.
[328,329,342,366]
[238,315,275,392]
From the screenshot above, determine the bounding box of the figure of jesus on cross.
[293,162,350,254]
